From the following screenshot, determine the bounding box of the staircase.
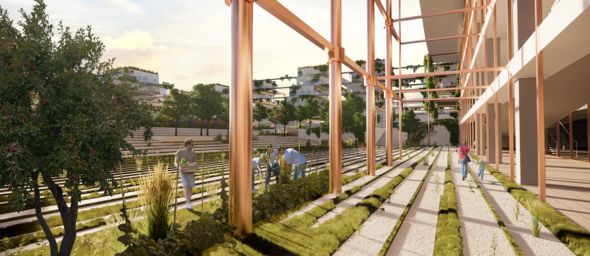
[546,122,571,155]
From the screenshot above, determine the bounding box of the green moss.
[470,154,590,256]
[433,149,462,255]
[378,147,441,256]
[249,148,433,255]
[465,162,524,255]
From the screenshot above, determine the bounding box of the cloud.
[101,30,182,73]
[107,0,142,14]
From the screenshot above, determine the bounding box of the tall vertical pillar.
[329,0,343,194]
[506,0,516,181]
[366,0,376,176]
[556,122,560,157]
[534,0,546,202]
[515,78,538,185]
[398,0,403,159]
[385,0,394,166]
[587,103,590,162]
[487,103,503,164]
[569,114,573,159]
[486,103,490,162]
[228,0,253,237]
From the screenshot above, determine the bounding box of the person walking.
[174,138,198,210]
[278,146,307,181]
[252,156,263,192]
[263,144,280,187]
[476,158,488,180]
[458,142,471,181]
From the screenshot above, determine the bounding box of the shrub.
[133,162,175,240]
[433,152,462,255]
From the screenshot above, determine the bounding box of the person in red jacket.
[458,142,470,181]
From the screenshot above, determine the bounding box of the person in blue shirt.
[262,144,280,187]
[278,146,307,181]
[252,157,263,192]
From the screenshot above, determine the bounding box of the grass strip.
[470,153,590,256]
[377,147,442,256]
[248,148,434,255]
[465,161,524,256]
[433,147,462,255]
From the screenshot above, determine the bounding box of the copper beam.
[385,0,394,166]
[401,86,489,93]
[402,33,480,45]
[378,66,506,80]
[506,0,515,181]
[534,0,546,202]
[556,122,560,157]
[402,97,479,102]
[366,0,376,176]
[398,0,403,160]
[374,0,400,41]
[569,114,573,159]
[229,0,253,237]
[430,52,459,57]
[256,0,399,100]
[392,5,489,23]
[493,0,499,172]
[329,0,343,194]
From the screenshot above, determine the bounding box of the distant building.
[113,66,168,107]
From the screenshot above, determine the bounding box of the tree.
[294,104,307,128]
[267,107,281,132]
[160,83,191,136]
[192,84,223,136]
[218,96,229,134]
[303,98,320,127]
[0,2,153,255]
[277,100,295,136]
[341,93,367,143]
[397,109,433,146]
[253,102,267,128]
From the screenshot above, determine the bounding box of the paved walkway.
[477,150,590,233]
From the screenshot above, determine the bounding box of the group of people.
[252,144,307,191]
[458,141,487,181]
[172,138,310,211]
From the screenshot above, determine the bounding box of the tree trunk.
[258,121,261,130]
[283,124,287,137]
[175,118,178,136]
[206,118,211,136]
[274,123,277,132]
[299,121,302,128]
[31,170,58,254]
[200,118,204,136]
[309,119,312,128]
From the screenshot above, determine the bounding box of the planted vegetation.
[433,149,462,255]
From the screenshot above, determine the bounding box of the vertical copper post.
[534,0,546,202]
[398,0,403,159]
[569,114,573,159]
[556,122,560,157]
[385,0,394,166]
[329,0,343,193]
[366,0,376,176]
[493,0,499,172]
[484,0,489,162]
[486,102,490,162]
[545,129,548,154]
[228,0,253,237]
[506,0,515,181]
[588,103,590,162]
[479,0,485,159]
[427,94,430,145]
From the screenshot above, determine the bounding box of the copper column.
[228,0,253,237]
[534,0,546,202]
[398,0,403,160]
[569,114,573,159]
[366,0,376,176]
[385,0,394,166]
[329,0,343,194]
[506,0,515,181]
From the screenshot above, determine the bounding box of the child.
[476,158,487,180]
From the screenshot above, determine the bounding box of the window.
[143,77,148,81]
[160,88,167,95]
[306,90,311,94]
[154,79,157,83]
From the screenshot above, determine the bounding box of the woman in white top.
[174,138,198,210]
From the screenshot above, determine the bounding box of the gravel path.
[311,150,431,229]
[384,150,447,255]
[467,160,575,255]
[450,151,516,256]
[331,150,437,256]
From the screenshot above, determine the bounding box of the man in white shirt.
[263,144,280,187]
[252,157,263,192]
[278,146,307,181]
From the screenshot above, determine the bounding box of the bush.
[433,151,462,255]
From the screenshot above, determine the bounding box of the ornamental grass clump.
[525,198,547,237]
[134,161,175,240]
[135,158,143,172]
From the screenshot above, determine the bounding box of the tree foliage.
[160,83,190,136]
[304,98,320,127]
[253,102,267,127]
[277,100,295,136]
[294,104,307,127]
[397,110,433,146]
[0,2,153,255]
[192,83,223,136]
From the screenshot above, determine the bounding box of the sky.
[3,0,430,92]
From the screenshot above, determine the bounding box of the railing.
[559,121,578,157]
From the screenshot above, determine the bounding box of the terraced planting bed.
[0,146,403,254]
